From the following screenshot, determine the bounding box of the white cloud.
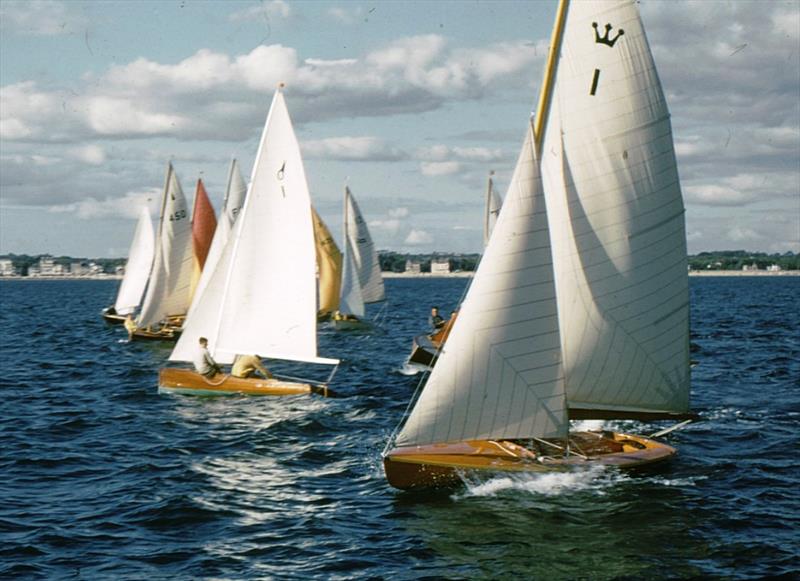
[0,37,541,144]
[405,229,434,245]
[728,226,764,242]
[69,145,106,165]
[302,136,407,161]
[49,189,160,220]
[421,161,461,176]
[388,207,409,219]
[229,1,290,23]
[0,0,87,36]
[327,6,363,25]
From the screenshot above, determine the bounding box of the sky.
[1,0,798,258]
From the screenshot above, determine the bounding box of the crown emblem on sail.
[593,22,624,47]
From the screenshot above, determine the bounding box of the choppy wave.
[1,277,798,579]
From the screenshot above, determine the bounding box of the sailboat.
[127,162,194,341]
[400,175,496,373]
[102,206,155,324]
[186,159,247,323]
[384,0,695,489]
[483,171,503,247]
[313,206,343,322]
[332,186,386,330]
[189,178,218,300]
[159,86,339,396]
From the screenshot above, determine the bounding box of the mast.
[533,0,569,155]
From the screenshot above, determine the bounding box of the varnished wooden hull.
[383,432,677,490]
[332,317,372,331]
[158,367,329,397]
[407,334,439,368]
[102,308,127,325]
[128,326,180,342]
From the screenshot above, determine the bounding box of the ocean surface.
[1,276,798,580]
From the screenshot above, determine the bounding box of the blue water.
[1,277,798,579]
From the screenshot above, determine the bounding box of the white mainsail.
[539,0,690,417]
[186,159,247,320]
[396,124,568,447]
[338,229,366,318]
[136,163,194,328]
[169,88,337,366]
[483,172,503,247]
[343,187,384,304]
[114,206,155,315]
[395,0,689,447]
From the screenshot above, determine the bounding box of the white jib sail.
[185,158,247,321]
[114,206,155,315]
[396,124,568,448]
[170,89,337,366]
[483,173,503,247]
[137,163,194,328]
[344,187,384,304]
[539,0,690,416]
[338,211,366,318]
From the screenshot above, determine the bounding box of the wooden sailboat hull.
[383,432,677,490]
[128,326,181,342]
[102,308,128,325]
[158,367,326,396]
[332,317,372,331]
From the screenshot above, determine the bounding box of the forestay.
[396,125,568,447]
[539,0,690,417]
[137,163,194,328]
[114,206,154,316]
[169,89,337,366]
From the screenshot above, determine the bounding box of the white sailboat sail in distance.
[337,186,385,319]
[185,158,247,321]
[345,187,384,305]
[114,206,155,316]
[136,163,194,328]
[385,0,692,489]
[169,88,337,366]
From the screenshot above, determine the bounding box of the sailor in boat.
[231,354,272,379]
[194,337,221,378]
[428,307,445,332]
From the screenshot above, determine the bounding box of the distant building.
[431,258,451,275]
[742,263,760,272]
[405,260,421,274]
[30,256,65,277]
[0,259,16,276]
[71,262,88,276]
[767,264,782,272]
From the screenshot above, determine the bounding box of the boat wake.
[456,465,624,498]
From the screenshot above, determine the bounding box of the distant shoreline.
[0,270,797,282]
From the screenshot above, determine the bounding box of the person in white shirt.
[194,337,221,378]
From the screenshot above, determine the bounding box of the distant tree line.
[378,252,481,273]
[2,250,797,276]
[688,250,798,271]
